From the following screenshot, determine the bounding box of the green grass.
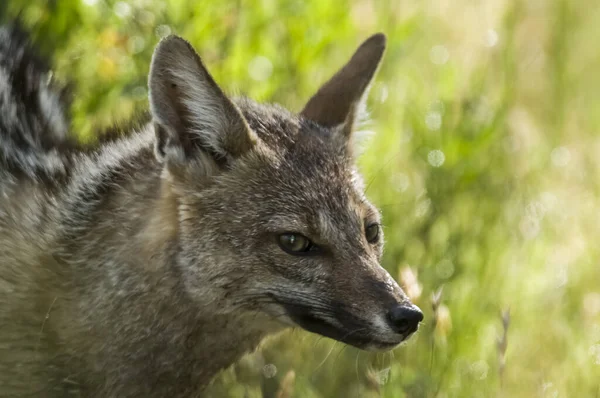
[4,0,600,396]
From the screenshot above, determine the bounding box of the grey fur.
[0,24,422,397]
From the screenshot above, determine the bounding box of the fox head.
[148,33,423,351]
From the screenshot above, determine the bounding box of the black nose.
[387,304,423,335]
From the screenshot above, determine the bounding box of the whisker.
[311,340,339,375]
[332,343,348,367]
[364,151,404,194]
[355,350,362,392]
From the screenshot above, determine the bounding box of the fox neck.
[126,171,283,383]
[53,130,283,387]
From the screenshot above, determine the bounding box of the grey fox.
[0,22,423,396]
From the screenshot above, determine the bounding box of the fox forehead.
[225,97,379,241]
[253,147,376,244]
[262,194,373,241]
[235,96,354,155]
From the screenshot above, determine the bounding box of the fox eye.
[365,223,380,244]
[278,233,318,255]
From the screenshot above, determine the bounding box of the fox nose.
[387,304,423,335]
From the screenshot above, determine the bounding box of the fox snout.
[275,265,424,352]
[388,303,424,336]
[355,276,424,351]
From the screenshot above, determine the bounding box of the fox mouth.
[279,301,404,351]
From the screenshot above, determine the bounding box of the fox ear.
[300,33,386,143]
[148,35,257,166]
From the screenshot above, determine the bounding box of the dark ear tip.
[158,34,185,44]
[353,33,386,63]
[365,32,387,49]
[156,35,180,48]
[153,35,194,57]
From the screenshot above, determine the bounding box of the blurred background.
[2,0,599,396]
